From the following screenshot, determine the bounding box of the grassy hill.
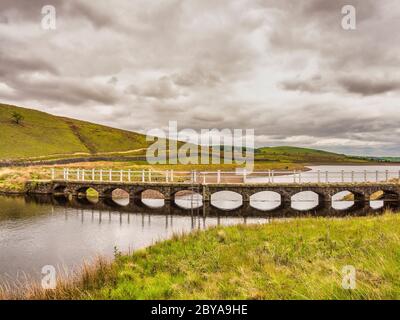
[0,103,150,161]
[255,146,367,163]
[0,103,370,164]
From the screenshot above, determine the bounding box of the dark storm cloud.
[0,0,399,156]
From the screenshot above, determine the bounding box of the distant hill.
[254,146,368,163]
[0,103,150,161]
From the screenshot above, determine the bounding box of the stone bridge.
[25,180,400,213]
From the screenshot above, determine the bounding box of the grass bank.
[4,212,400,300]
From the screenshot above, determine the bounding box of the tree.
[11,111,24,125]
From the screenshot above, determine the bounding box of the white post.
[100,169,103,182]
[149,170,152,182]
[317,170,320,183]
[293,170,296,183]
[193,171,197,183]
[109,169,112,182]
[268,170,271,183]
[92,168,95,181]
[66,168,69,181]
[364,170,367,182]
[351,171,354,183]
[82,169,85,181]
[128,169,131,182]
[299,171,302,184]
[166,170,169,183]
[63,168,66,180]
[170,170,174,182]
[271,170,274,183]
[326,171,329,183]
[217,170,221,184]
[341,170,344,183]
[120,170,123,182]
[77,169,80,181]
[376,170,379,183]
[243,169,247,184]
[51,168,55,180]
[142,170,145,182]
[386,170,389,182]
[203,172,206,184]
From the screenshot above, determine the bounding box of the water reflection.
[0,190,396,284]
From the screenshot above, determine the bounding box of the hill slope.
[255,146,366,163]
[0,103,149,160]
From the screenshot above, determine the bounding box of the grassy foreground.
[6,212,400,300]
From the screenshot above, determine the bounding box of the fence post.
[51,168,55,180]
[166,170,169,183]
[243,169,247,184]
[92,168,95,181]
[386,170,389,182]
[66,168,69,181]
[170,170,174,182]
[376,170,379,183]
[364,170,367,182]
[271,170,274,183]
[109,169,112,182]
[100,169,103,182]
[77,169,80,181]
[63,168,66,180]
[299,171,302,184]
[325,171,329,183]
[293,170,296,183]
[203,172,206,184]
[317,170,320,183]
[217,170,221,184]
[128,169,131,182]
[149,170,152,182]
[341,170,344,183]
[82,169,85,181]
[142,170,145,182]
[120,170,123,182]
[193,171,197,183]
[351,171,354,183]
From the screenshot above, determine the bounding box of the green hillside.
[255,146,367,163]
[0,103,371,164]
[0,103,149,161]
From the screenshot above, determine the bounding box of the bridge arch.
[102,187,130,206]
[210,190,243,210]
[250,191,281,211]
[369,189,399,210]
[331,190,365,211]
[291,191,322,211]
[140,189,165,208]
[174,190,203,209]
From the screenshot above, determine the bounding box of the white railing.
[49,168,400,185]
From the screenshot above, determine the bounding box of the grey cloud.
[0,0,400,156]
[127,77,182,100]
[338,77,400,96]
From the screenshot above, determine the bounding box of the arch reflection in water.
[211,191,243,210]
[291,191,320,211]
[174,190,203,209]
[250,191,281,211]
[141,189,165,208]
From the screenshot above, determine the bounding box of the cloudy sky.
[0,0,399,156]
